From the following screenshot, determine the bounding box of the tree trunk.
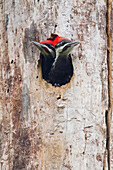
[0,0,112,169]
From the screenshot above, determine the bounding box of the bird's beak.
[32,41,55,57]
[32,41,44,51]
[60,41,80,55]
[32,41,49,56]
[68,41,80,47]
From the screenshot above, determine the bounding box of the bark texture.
[110,1,113,170]
[0,0,110,169]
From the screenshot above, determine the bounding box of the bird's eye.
[62,44,71,52]
[55,40,71,48]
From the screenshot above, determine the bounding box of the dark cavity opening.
[40,53,73,87]
[11,60,14,64]
[57,95,61,100]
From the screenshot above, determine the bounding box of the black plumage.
[32,34,79,87]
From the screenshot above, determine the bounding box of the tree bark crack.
[104,0,112,170]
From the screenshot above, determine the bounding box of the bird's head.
[54,38,80,56]
[32,39,55,58]
[32,34,80,57]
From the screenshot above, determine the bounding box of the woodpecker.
[32,34,79,87]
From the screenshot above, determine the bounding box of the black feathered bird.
[32,34,79,87]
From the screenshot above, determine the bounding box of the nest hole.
[11,60,14,64]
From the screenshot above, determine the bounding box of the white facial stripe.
[52,43,70,66]
[52,42,79,67]
[56,43,70,53]
[42,44,53,53]
[52,51,59,67]
[40,44,54,57]
[52,42,72,67]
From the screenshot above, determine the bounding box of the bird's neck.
[52,52,68,68]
